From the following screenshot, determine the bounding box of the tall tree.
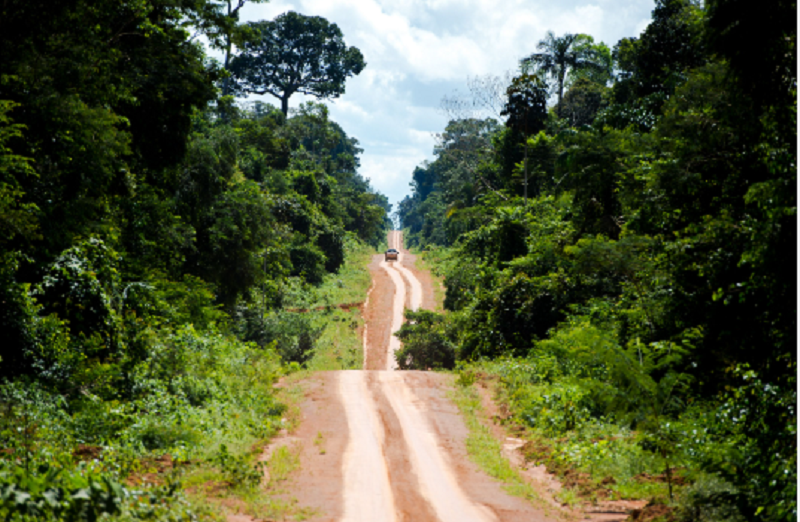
[611,0,706,104]
[229,12,365,115]
[521,32,602,116]
[567,36,613,87]
[501,73,548,203]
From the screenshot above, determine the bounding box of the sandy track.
[364,255,394,370]
[380,231,423,369]
[379,255,407,370]
[340,372,396,521]
[339,371,496,522]
[378,372,497,522]
[337,232,548,521]
[286,370,550,522]
[252,232,552,522]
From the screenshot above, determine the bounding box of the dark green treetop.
[521,32,604,116]
[229,11,366,115]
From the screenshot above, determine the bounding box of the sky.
[224,0,656,212]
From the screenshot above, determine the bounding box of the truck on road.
[385,248,398,262]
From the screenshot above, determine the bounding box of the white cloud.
[234,0,655,209]
[634,17,652,37]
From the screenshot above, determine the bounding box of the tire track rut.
[251,232,551,522]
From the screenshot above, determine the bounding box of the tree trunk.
[524,139,528,206]
[222,33,232,97]
[281,96,289,116]
[222,1,234,97]
[665,460,673,501]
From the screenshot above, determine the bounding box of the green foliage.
[521,31,608,115]
[395,310,456,370]
[567,35,613,87]
[402,4,794,513]
[611,0,707,104]
[0,100,38,246]
[230,12,366,115]
[501,74,548,136]
[559,78,608,127]
[0,2,388,520]
[210,444,263,487]
[0,458,198,522]
[0,324,286,517]
[699,368,796,521]
[0,462,125,522]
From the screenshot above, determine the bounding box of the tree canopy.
[521,31,604,116]
[229,11,366,115]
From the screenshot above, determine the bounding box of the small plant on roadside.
[556,487,581,507]
[395,309,456,370]
[313,431,326,455]
[455,368,477,387]
[210,444,263,488]
[267,445,300,485]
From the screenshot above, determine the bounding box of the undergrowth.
[449,376,547,511]
[409,247,448,311]
[0,326,294,521]
[454,362,759,521]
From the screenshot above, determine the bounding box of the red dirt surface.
[364,253,394,370]
[229,232,558,521]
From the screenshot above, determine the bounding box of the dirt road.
[256,232,551,522]
[379,231,422,370]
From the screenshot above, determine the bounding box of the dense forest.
[0,0,795,520]
[396,0,796,519]
[0,1,387,519]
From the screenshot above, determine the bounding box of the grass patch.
[555,488,581,507]
[314,431,327,455]
[461,360,686,511]
[268,444,301,485]
[307,308,363,371]
[448,378,547,509]
[414,249,448,311]
[312,236,375,308]
[181,371,309,521]
[304,236,376,371]
[274,371,307,433]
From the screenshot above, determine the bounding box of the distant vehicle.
[385,248,399,262]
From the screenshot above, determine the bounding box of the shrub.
[395,310,456,370]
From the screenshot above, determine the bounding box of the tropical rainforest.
[0,0,795,520]
[0,0,386,519]
[397,0,795,520]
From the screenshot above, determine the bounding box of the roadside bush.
[238,310,320,364]
[0,462,126,522]
[515,382,593,434]
[696,367,797,522]
[395,309,456,370]
[0,255,74,384]
[210,444,263,487]
[676,474,746,522]
[0,460,196,522]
